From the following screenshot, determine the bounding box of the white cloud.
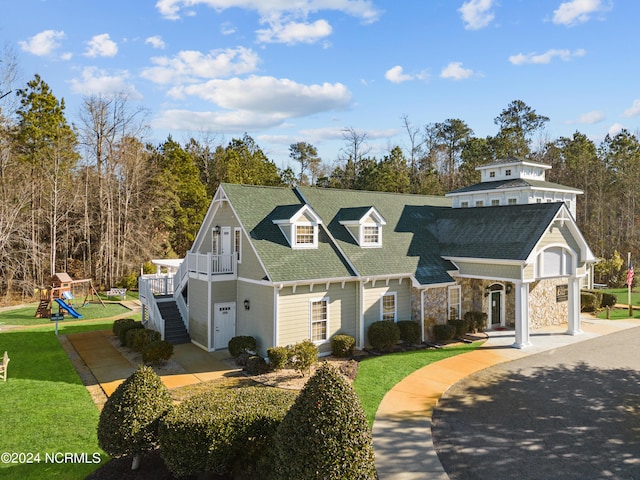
[552,0,610,26]
[623,99,640,118]
[156,0,382,23]
[458,0,495,30]
[608,123,624,136]
[385,65,413,84]
[145,35,166,49]
[566,110,605,124]
[19,30,65,56]
[69,67,142,99]
[509,48,586,65]
[440,62,474,80]
[221,22,236,35]
[84,34,118,57]
[168,76,351,117]
[256,19,332,44]
[152,109,286,133]
[141,47,260,84]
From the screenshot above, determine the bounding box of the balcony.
[187,252,237,279]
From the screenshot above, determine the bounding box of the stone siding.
[529,278,569,328]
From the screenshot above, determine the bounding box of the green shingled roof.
[221,183,354,282]
[220,183,565,286]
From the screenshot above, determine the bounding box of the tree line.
[0,66,637,300]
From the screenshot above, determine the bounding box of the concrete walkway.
[66,329,240,396]
[372,317,640,479]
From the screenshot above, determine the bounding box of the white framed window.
[234,227,242,263]
[508,198,517,205]
[381,292,397,321]
[538,246,573,278]
[489,171,496,178]
[491,199,500,206]
[212,228,219,254]
[310,298,329,342]
[505,169,512,176]
[362,225,381,247]
[294,224,317,248]
[475,200,484,207]
[448,285,461,321]
[460,201,469,208]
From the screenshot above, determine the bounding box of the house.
[139,157,596,355]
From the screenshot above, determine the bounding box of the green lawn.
[353,342,481,427]
[595,288,640,320]
[600,288,640,306]
[0,321,114,479]
[0,302,134,327]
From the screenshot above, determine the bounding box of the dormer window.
[489,171,496,178]
[272,204,322,250]
[338,206,386,248]
[505,169,512,176]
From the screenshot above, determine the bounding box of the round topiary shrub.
[289,339,318,376]
[228,336,257,357]
[397,321,421,345]
[267,346,289,370]
[246,355,268,375]
[368,320,401,352]
[601,292,617,309]
[159,387,297,479]
[432,324,456,342]
[142,340,174,365]
[331,334,356,358]
[97,365,172,470]
[272,363,377,480]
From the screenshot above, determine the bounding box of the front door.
[491,291,502,328]
[213,302,236,350]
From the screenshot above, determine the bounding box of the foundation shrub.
[246,355,268,375]
[267,346,289,370]
[119,321,144,346]
[331,334,356,358]
[113,318,136,337]
[97,365,172,466]
[432,324,456,342]
[159,387,296,479]
[289,340,318,376]
[129,328,161,353]
[142,340,174,365]
[368,320,400,352]
[397,320,421,345]
[271,363,377,480]
[447,319,470,337]
[228,336,257,357]
[464,311,487,333]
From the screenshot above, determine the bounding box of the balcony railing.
[186,252,237,277]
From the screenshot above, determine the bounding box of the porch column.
[566,276,582,335]
[513,281,531,349]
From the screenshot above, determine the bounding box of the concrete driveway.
[431,326,640,480]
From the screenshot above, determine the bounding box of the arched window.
[537,246,573,278]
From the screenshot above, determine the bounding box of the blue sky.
[2,0,638,170]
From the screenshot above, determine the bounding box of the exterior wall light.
[244,299,250,310]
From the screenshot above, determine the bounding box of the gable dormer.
[272,204,323,249]
[338,206,387,248]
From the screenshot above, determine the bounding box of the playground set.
[34,273,104,319]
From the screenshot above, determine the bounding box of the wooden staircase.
[157,300,190,345]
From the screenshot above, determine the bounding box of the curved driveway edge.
[371,318,640,479]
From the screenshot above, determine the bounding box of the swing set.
[34,272,105,319]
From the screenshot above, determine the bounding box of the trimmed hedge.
[601,292,617,308]
[432,324,456,342]
[97,365,172,464]
[397,320,421,345]
[118,320,144,346]
[228,336,257,357]
[129,328,161,352]
[368,320,400,352]
[267,346,289,371]
[142,340,174,365]
[271,363,377,480]
[447,319,470,338]
[463,311,488,333]
[581,291,598,312]
[113,318,136,337]
[331,334,356,358]
[159,387,297,478]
